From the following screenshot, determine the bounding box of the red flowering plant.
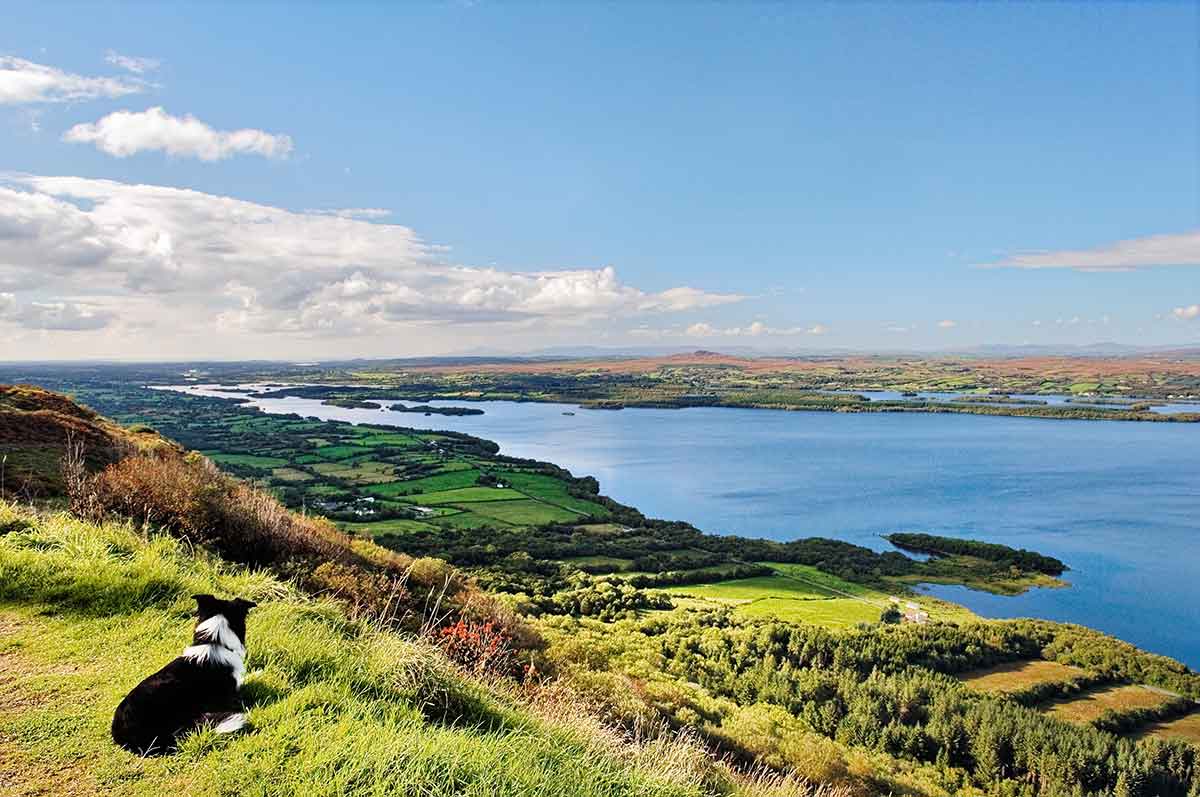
[437,618,518,678]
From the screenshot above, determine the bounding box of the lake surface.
[167,385,1200,665]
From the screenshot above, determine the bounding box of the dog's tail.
[200,712,248,734]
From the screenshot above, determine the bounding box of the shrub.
[437,618,517,678]
[66,451,535,646]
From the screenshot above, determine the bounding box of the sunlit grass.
[0,501,843,797]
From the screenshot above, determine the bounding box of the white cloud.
[987,230,1200,271]
[63,107,294,160]
[0,293,115,330]
[306,208,392,220]
[1173,304,1200,321]
[0,174,743,348]
[104,51,160,75]
[0,56,143,104]
[658,321,826,338]
[937,319,957,329]
[639,286,742,313]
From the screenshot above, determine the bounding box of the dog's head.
[192,594,257,647]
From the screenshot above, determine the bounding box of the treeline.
[887,532,1067,576]
[1092,698,1196,736]
[648,611,1200,795]
[1005,672,1114,707]
[627,563,774,588]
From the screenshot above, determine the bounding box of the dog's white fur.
[181,614,246,686]
[213,712,247,734]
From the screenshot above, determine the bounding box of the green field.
[762,562,882,598]
[463,499,581,526]
[339,517,440,535]
[666,575,836,602]
[365,468,482,496]
[502,472,608,516]
[737,596,883,627]
[202,451,287,468]
[659,570,889,629]
[270,467,313,482]
[434,510,509,529]
[351,432,421,447]
[398,486,526,505]
[310,459,398,485]
[313,444,370,460]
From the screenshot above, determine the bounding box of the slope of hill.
[0,501,830,797]
[0,384,177,497]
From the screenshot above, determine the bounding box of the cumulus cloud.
[63,107,294,160]
[0,56,144,104]
[937,319,957,329]
[104,51,160,75]
[0,174,743,346]
[1174,304,1200,321]
[987,230,1200,271]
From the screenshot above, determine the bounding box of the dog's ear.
[233,598,258,612]
[192,594,219,614]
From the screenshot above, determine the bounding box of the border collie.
[111,594,256,755]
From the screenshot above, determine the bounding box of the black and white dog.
[112,594,256,754]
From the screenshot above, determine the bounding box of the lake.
[167,385,1200,666]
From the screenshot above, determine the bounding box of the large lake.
[170,386,1200,666]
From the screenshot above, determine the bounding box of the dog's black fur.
[111,594,256,755]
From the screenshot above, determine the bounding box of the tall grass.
[0,501,850,797]
[62,450,532,654]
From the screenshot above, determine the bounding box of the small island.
[887,531,1069,594]
[388,403,484,416]
[322,398,383,409]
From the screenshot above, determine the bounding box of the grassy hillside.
[0,501,841,797]
[0,384,178,496]
[6,384,1200,797]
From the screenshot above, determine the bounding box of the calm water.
[167,385,1200,665]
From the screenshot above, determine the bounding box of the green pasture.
[397,487,526,505]
[202,452,287,468]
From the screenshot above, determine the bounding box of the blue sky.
[0,1,1197,358]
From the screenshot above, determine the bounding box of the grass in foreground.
[0,501,844,797]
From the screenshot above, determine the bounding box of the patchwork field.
[959,660,1088,694]
[1044,685,1174,725]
